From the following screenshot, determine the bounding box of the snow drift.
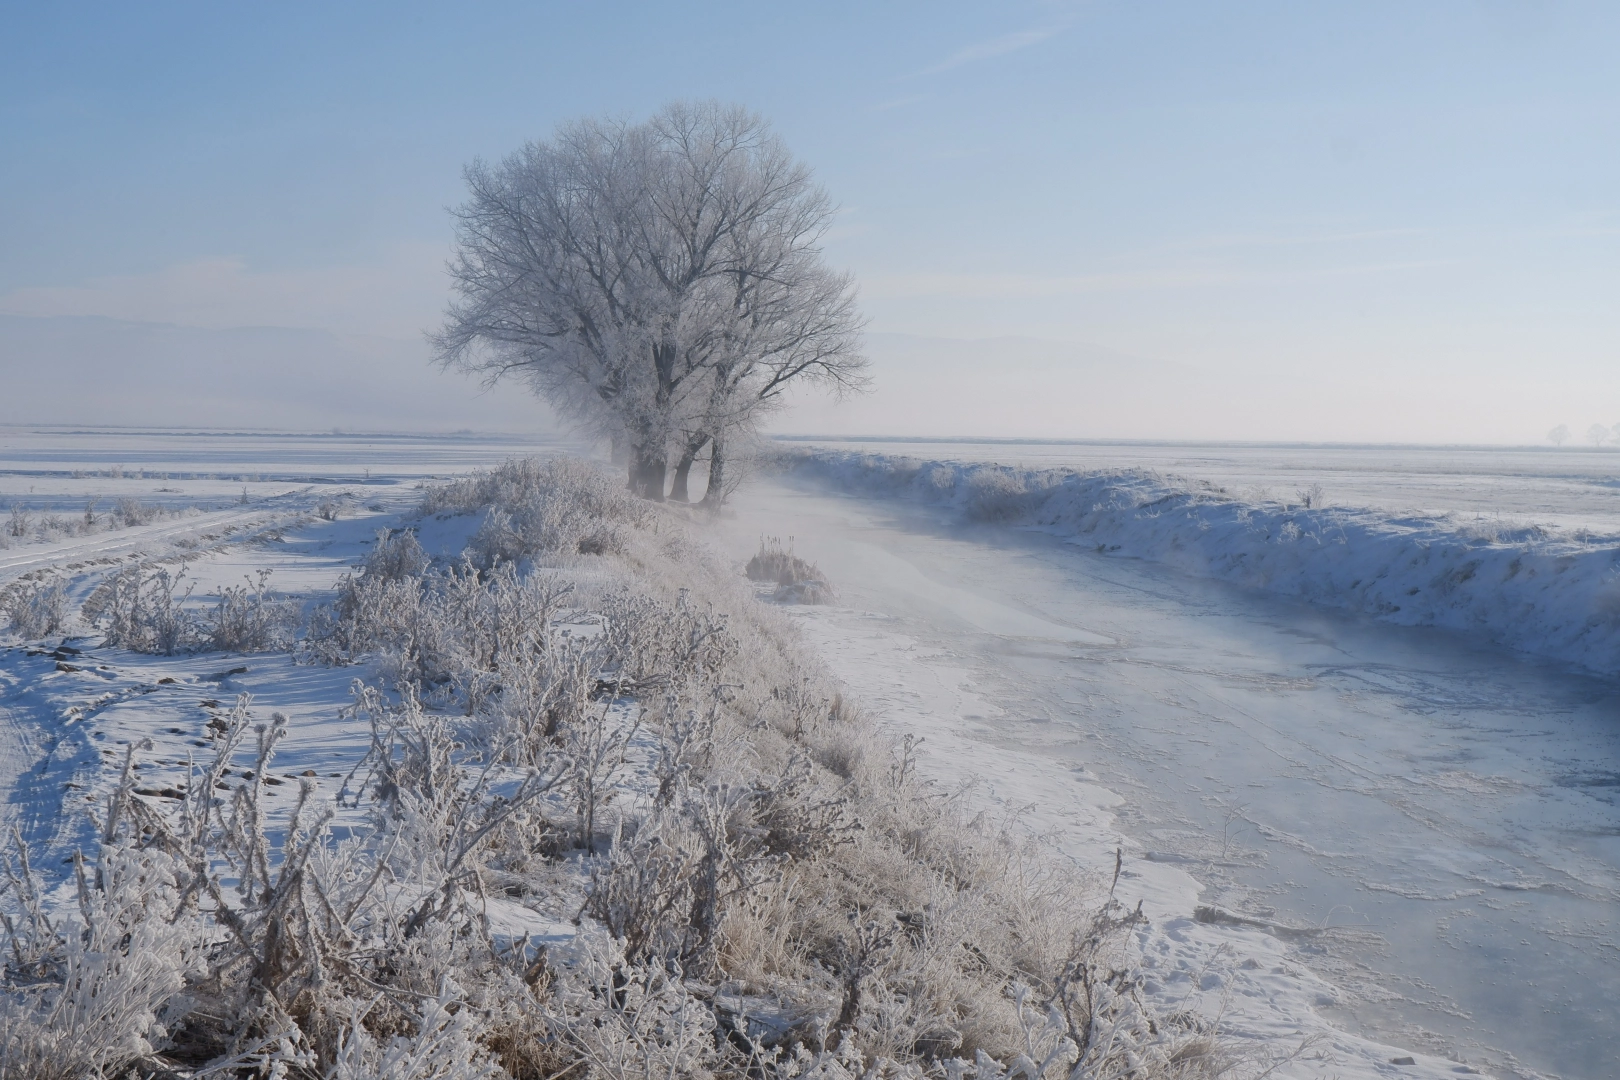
[771,448,1620,677]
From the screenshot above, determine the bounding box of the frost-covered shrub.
[0,498,171,550]
[366,526,431,581]
[423,457,647,564]
[114,497,155,527]
[1,575,70,638]
[748,537,835,604]
[0,694,568,1078]
[1295,483,1327,510]
[747,536,814,584]
[539,929,728,1080]
[0,842,205,1080]
[208,569,300,652]
[81,564,298,655]
[82,563,197,654]
[596,588,736,692]
[327,982,506,1080]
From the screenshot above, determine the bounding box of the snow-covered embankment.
[772,448,1620,676]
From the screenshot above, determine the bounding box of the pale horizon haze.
[3,1,1618,444]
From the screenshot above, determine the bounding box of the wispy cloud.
[915,27,1061,76]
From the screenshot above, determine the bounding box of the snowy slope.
[772,448,1620,677]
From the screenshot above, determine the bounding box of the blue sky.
[3,1,1618,440]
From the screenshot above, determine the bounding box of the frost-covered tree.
[434,102,866,501]
[1548,423,1570,446]
[1586,422,1610,446]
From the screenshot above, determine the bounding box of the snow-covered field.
[3,428,1612,1079]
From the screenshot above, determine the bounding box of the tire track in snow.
[0,651,110,864]
[0,493,318,588]
[0,658,67,856]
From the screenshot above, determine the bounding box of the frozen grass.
[1,456,1240,1080]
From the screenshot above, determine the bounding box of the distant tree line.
[434,102,867,503]
[1547,422,1620,447]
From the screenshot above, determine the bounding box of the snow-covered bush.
[326,981,506,1080]
[114,497,156,527]
[0,841,205,1080]
[748,537,834,604]
[364,526,431,582]
[423,457,648,565]
[0,498,176,551]
[81,563,298,655]
[0,575,70,638]
[208,569,301,652]
[82,563,197,655]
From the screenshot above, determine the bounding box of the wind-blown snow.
[773,448,1620,676]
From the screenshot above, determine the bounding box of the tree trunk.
[631,444,667,501]
[700,437,726,508]
[669,433,712,502]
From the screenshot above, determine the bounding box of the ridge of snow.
[773,448,1620,678]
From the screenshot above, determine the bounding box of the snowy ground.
[3,429,1610,1079]
[0,426,583,915]
[711,476,1620,1080]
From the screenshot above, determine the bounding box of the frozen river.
[716,472,1620,1080]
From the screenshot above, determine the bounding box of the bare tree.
[1548,423,1570,446]
[1587,423,1611,447]
[434,102,866,501]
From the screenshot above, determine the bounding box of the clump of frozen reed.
[747,536,835,604]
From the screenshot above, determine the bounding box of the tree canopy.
[433,102,867,502]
